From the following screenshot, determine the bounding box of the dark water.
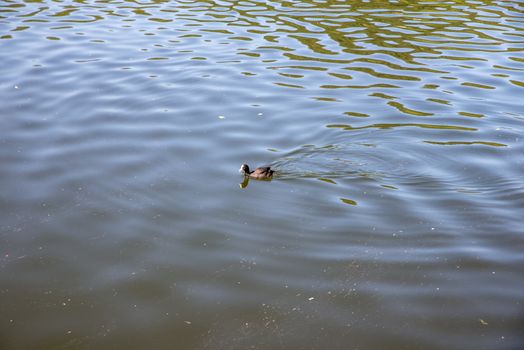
[1,0,524,349]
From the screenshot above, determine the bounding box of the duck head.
[239,164,250,175]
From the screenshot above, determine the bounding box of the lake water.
[1,0,524,349]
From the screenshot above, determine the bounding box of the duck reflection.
[239,176,274,189]
[239,176,250,189]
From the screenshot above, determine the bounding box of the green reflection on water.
[459,111,484,118]
[461,82,496,90]
[387,101,433,116]
[424,141,507,147]
[51,9,77,17]
[11,25,29,31]
[509,80,524,88]
[326,123,477,131]
[340,198,357,206]
[318,178,337,185]
[344,111,369,118]
[427,98,451,106]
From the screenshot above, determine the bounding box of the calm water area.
[1,0,524,349]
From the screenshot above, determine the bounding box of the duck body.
[239,164,274,180]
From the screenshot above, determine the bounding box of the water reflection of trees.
[190,0,523,67]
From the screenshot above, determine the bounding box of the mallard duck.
[239,164,274,180]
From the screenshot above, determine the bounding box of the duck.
[239,164,274,180]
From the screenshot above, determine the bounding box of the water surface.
[1,0,524,349]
